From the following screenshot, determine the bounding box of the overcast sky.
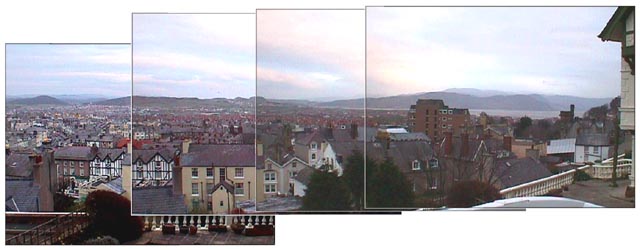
[133,14,255,99]
[6,44,130,97]
[257,10,365,101]
[367,7,621,98]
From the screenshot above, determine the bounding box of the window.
[448,110,453,114]
[64,161,67,167]
[70,161,74,166]
[64,167,67,175]
[219,168,226,182]
[431,178,439,190]
[206,183,213,196]
[136,167,143,179]
[442,117,447,121]
[311,143,317,149]
[264,172,276,182]
[429,159,439,169]
[80,168,85,176]
[311,153,316,160]
[206,168,213,178]
[292,162,297,168]
[192,168,198,178]
[593,147,599,154]
[289,171,296,178]
[70,167,75,176]
[412,160,421,170]
[155,161,161,167]
[137,161,142,167]
[191,183,199,196]
[80,162,84,167]
[265,183,276,193]
[235,168,244,178]
[442,124,447,128]
[235,183,244,196]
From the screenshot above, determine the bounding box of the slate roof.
[5,179,41,212]
[576,133,610,146]
[132,148,176,164]
[295,131,324,146]
[54,146,93,160]
[496,157,553,189]
[367,140,436,174]
[547,138,576,155]
[98,177,125,195]
[5,153,32,178]
[292,166,316,186]
[210,181,234,194]
[389,132,431,142]
[180,144,255,167]
[132,186,188,214]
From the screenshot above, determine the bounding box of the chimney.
[503,136,512,152]
[570,104,575,117]
[256,142,263,157]
[182,139,191,154]
[172,155,183,195]
[461,133,469,157]
[444,131,453,155]
[350,123,358,140]
[526,148,540,160]
[91,144,99,155]
[30,154,43,186]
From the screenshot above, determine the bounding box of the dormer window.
[311,143,317,150]
[412,160,421,170]
[429,159,439,169]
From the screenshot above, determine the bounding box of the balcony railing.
[500,166,589,199]
[5,211,90,245]
[141,214,275,231]
[500,154,633,199]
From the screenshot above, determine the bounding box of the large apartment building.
[408,99,471,142]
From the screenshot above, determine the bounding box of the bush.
[84,190,144,243]
[575,169,591,181]
[82,236,120,245]
[446,181,502,208]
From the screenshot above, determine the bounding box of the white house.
[574,134,611,163]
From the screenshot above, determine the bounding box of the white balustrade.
[141,214,275,231]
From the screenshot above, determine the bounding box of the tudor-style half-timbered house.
[132,148,178,187]
[89,148,126,178]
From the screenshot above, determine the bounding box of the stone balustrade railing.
[500,166,590,199]
[141,214,275,231]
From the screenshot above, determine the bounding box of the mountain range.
[7,95,130,106]
[318,89,613,112]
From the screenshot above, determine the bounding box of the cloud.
[133,14,255,98]
[257,10,364,100]
[366,7,621,98]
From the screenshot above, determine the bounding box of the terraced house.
[176,141,256,213]
[54,146,126,184]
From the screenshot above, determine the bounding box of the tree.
[446,180,501,208]
[342,150,365,210]
[301,169,351,210]
[515,116,533,137]
[84,190,144,243]
[366,158,414,208]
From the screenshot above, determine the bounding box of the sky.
[5,44,130,97]
[367,7,622,99]
[257,10,365,101]
[133,14,255,99]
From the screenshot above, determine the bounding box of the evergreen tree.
[342,150,365,210]
[301,169,351,210]
[366,158,414,208]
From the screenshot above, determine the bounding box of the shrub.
[446,181,502,208]
[82,236,120,245]
[575,169,591,181]
[84,190,144,243]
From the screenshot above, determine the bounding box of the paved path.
[562,179,634,208]
[127,230,275,245]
